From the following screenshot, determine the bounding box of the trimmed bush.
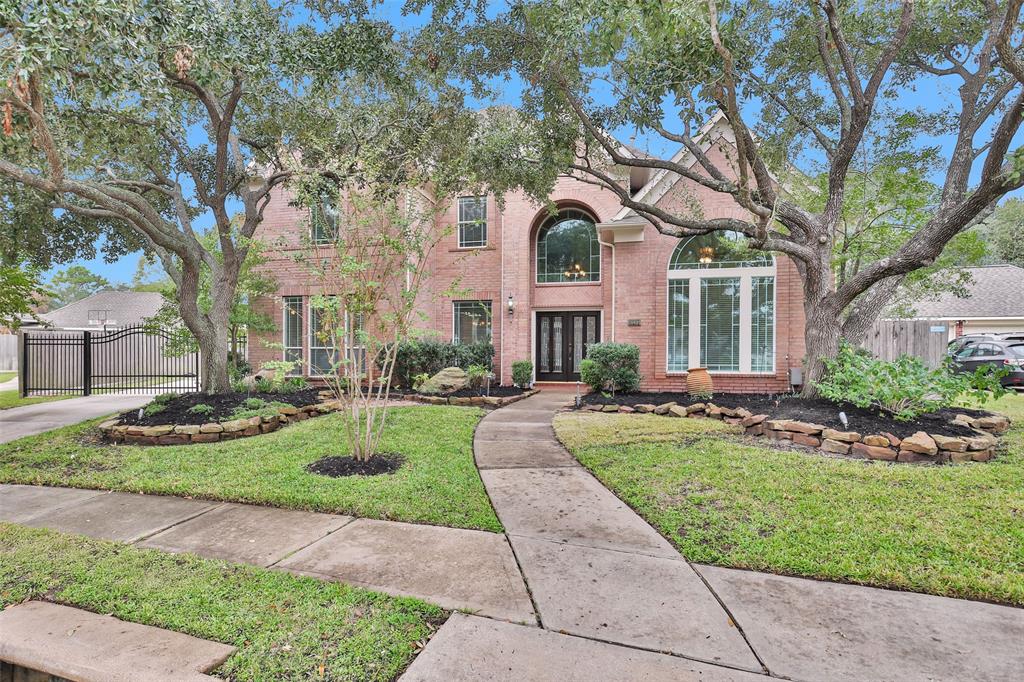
[511,360,533,388]
[815,342,1007,421]
[390,340,494,387]
[579,342,641,394]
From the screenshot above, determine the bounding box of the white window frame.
[282,296,304,375]
[666,264,777,374]
[452,300,493,344]
[535,209,602,285]
[457,196,488,248]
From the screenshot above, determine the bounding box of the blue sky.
[54,1,1022,285]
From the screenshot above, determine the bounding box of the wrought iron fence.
[20,326,201,396]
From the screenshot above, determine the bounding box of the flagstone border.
[580,401,1008,465]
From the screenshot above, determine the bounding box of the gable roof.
[909,265,1024,319]
[40,290,164,329]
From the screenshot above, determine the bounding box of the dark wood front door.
[535,311,600,382]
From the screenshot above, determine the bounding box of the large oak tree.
[446,0,1024,393]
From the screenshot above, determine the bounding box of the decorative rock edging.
[581,401,1009,465]
[98,400,340,446]
[393,389,539,408]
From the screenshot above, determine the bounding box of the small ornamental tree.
[303,191,451,462]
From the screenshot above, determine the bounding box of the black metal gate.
[20,326,200,396]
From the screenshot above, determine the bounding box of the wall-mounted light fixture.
[507,293,515,316]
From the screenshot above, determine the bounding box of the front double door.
[535,311,600,382]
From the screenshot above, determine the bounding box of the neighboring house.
[899,264,1024,340]
[24,290,164,331]
[249,117,807,392]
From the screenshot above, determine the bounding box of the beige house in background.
[901,265,1024,340]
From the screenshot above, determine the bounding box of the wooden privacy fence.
[861,319,950,368]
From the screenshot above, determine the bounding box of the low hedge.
[389,340,494,388]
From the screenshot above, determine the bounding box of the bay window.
[667,232,775,373]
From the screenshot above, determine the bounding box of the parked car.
[950,339,1024,389]
[947,333,1001,357]
[996,332,1024,343]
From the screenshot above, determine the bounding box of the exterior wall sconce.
[507,293,515,316]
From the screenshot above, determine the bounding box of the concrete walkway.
[0,393,151,444]
[0,483,534,622]
[404,389,1024,681]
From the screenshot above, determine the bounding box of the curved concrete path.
[405,389,1024,681]
[0,393,151,444]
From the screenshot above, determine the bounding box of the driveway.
[0,394,151,444]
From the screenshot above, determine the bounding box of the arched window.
[536,209,600,283]
[667,231,775,374]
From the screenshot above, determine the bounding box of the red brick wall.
[248,145,807,392]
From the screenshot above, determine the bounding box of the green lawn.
[0,371,16,383]
[0,406,502,532]
[0,389,72,410]
[0,523,442,681]
[554,395,1024,605]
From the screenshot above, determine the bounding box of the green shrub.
[187,403,214,416]
[242,397,267,409]
[152,392,178,405]
[579,343,641,395]
[511,360,533,388]
[815,342,1008,421]
[466,364,489,389]
[411,373,431,390]
[142,402,166,417]
[389,340,494,387]
[230,400,292,420]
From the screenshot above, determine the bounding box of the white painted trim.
[451,300,494,345]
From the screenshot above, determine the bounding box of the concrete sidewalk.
[0,393,151,443]
[408,389,1024,681]
[0,483,534,623]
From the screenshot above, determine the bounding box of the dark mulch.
[580,391,995,439]
[445,386,527,398]
[306,453,404,477]
[118,389,322,426]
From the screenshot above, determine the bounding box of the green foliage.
[511,360,533,388]
[152,392,178,405]
[230,400,291,420]
[47,266,111,311]
[815,343,1008,421]
[187,403,214,416]
[0,265,44,330]
[978,198,1024,268]
[142,403,166,417]
[579,343,641,395]
[411,373,431,390]
[391,340,494,388]
[465,364,489,389]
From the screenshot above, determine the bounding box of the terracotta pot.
[686,367,713,395]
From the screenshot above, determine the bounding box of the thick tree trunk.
[198,328,231,394]
[801,305,843,398]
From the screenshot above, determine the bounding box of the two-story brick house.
[248,117,806,392]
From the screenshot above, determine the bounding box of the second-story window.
[312,193,339,245]
[458,196,487,248]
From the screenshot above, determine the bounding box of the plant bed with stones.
[99,389,339,446]
[393,388,537,407]
[577,391,1009,465]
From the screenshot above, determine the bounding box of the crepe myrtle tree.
[447,0,1024,394]
[0,0,402,392]
[301,190,451,462]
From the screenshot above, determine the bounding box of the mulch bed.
[580,391,995,439]
[443,386,527,398]
[306,453,404,477]
[119,389,323,427]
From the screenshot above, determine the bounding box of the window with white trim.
[282,296,304,375]
[312,194,339,244]
[536,209,600,283]
[309,297,338,376]
[458,196,487,248]
[453,300,492,344]
[667,232,775,373]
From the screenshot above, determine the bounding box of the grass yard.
[0,406,501,532]
[0,371,16,383]
[554,395,1024,605]
[0,389,72,410]
[0,523,443,681]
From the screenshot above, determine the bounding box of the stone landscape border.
[393,389,538,407]
[580,400,1009,464]
[99,400,339,446]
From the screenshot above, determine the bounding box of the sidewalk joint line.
[690,563,771,676]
